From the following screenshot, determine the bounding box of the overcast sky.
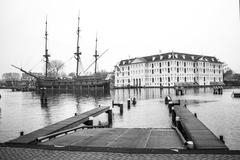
[0,0,239,77]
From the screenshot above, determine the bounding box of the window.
[159,69,162,74]
[152,69,154,74]
[159,63,161,67]
[168,61,170,66]
[177,61,179,66]
[168,68,170,73]
[152,78,154,83]
[177,68,179,73]
[184,62,186,67]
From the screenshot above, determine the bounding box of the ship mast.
[93,34,99,74]
[74,15,81,77]
[43,18,50,77]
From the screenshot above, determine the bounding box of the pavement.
[1,146,240,160]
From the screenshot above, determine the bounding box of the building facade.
[114,52,223,87]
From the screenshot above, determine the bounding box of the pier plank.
[108,128,151,148]
[146,128,184,149]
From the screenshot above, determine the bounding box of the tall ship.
[12,16,111,91]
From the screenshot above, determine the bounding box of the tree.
[2,72,21,80]
[47,60,65,78]
[223,69,233,80]
[68,72,75,78]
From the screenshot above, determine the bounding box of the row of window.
[121,61,222,71]
[116,77,222,84]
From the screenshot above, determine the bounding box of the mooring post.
[120,104,123,115]
[176,116,180,128]
[132,97,136,105]
[20,131,24,136]
[107,108,113,127]
[172,107,176,126]
[112,100,114,108]
[219,135,225,144]
[194,113,197,118]
[127,99,131,109]
[168,101,173,114]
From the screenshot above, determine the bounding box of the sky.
[0,0,240,77]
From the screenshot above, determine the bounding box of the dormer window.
[211,58,215,62]
[175,54,178,58]
[191,56,194,60]
[160,56,163,60]
[122,61,126,65]
[168,54,172,59]
[152,57,155,61]
[182,55,185,59]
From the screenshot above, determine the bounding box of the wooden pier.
[7,106,111,144]
[40,128,184,150]
[173,105,228,150]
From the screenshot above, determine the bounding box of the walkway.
[0,146,239,160]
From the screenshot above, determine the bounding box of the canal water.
[0,88,240,150]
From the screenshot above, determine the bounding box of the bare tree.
[2,72,21,80]
[47,60,65,78]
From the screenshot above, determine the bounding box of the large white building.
[114,52,223,87]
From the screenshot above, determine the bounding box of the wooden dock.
[41,128,184,150]
[173,106,228,150]
[7,106,110,144]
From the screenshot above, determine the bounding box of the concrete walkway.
[1,146,240,160]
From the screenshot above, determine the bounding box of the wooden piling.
[120,104,123,115]
[107,109,113,127]
[20,131,24,136]
[132,97,136,105]
[172,107,176,126]
[127,99,131,109]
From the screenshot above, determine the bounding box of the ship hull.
[35,75,110,91]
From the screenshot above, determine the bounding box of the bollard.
[172,107,176,126]
[132,97,136,105]
[127,99,131,109]
[120,104,123,115]
[20,131,24,136]
[194,113,197,118]
[219,135,225,144]
[186,141,194,149]
[107,108,113,127]
[176,116,180,128]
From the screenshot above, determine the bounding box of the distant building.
[22,72,43,81]
[114,52,223,87]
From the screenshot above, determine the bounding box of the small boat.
[231,91,240,98]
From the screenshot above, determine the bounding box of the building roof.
[119,52,222,66]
